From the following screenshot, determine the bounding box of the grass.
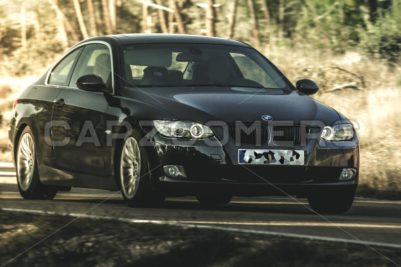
[0,48,400,198]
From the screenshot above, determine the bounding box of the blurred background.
[0,0,400,198]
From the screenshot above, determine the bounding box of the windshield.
[122,44,291,91]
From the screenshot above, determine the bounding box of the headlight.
[153,120,214,139]
[321,124,354,141]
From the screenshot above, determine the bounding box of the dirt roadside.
[1,211,400,267]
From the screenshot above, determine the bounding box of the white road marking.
[0,176,16,184]
[232,200,305,205]
[354,199,401,205]
[152,220,401,229]
[0,162,14,170]
[0,171,15,176]
[2,207,401,249]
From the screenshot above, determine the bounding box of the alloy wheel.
[120,137,141,199]
[17,132,36,191]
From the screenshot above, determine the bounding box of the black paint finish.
[9,34,359,195]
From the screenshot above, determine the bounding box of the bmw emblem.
[261,115,273,121]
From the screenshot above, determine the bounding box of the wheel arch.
[13,122,29,162]
[13,119,43,165]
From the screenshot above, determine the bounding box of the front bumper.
[146,134,359,196]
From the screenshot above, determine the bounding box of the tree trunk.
[64,18,80,43]
[260,0,270,43]
[156,0,169,33]
[247,0,261,48]
[260,0,270,24]
[20,3,27,47]
[142,3,152,33]
[101,0,113,34]
[228,0,238,38]
[109,0,116,31]
[278,0,284,39]
[168,0,175,33]
[173,1,185,34]
[56,1,79,43]
[51,0,69,48]
[206,0,216,36]
[55,0,79,43]
[87,0,98,36]
[368,0,378,22]
[73,0,89,39]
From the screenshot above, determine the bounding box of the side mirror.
[296,79,319,95]
[76,75,106,92]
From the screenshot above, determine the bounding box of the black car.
[9,34,359,214]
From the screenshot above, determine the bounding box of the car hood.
[124,86,341,124]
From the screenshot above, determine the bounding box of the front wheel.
[117,131,164,206]
[16,126,57,200]
[308,188,355,214]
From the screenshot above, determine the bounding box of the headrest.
[143,66,168,78]
[95,54,110,66]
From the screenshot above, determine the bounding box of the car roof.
[82,33,250,47]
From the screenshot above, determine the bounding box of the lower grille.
[185,165,342,183]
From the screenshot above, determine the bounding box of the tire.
[196,192,232,208]
[308,188,355,214]
[117,130,164,206]
[16,126,57,200]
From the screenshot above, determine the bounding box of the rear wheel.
[16,127,57,200]
[308,188,355,214]
[196,192,232,208]
[118,131,164,206]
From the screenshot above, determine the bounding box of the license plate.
[238,149,305,165]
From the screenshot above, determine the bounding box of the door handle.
[54,98,65,107]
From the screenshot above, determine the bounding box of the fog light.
[163,165,187,178]
[339,168,356,181]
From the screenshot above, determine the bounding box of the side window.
[70,44,112,91]
[48,48,82,86]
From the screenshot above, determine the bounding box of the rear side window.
[48,48,82,86]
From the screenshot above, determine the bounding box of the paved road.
[1,163,401,248]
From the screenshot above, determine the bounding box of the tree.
[142,2,151,33]
[206,0,216,36]
[260,0,270,42]
[72,0,88,39]
[168,0,175,33]
[228,0,239,38]
[19,2,27,47]
[247,0,260,48]
[101,0,113,34]
[86,0,97,36]
[172,0,185,34]
[51,0,68,48]
[156,0,169,33]
[109,0,116,31]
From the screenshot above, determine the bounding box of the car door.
[50,42,116,189]
[38,47,83,183]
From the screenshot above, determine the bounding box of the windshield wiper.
[185,84,268,89]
